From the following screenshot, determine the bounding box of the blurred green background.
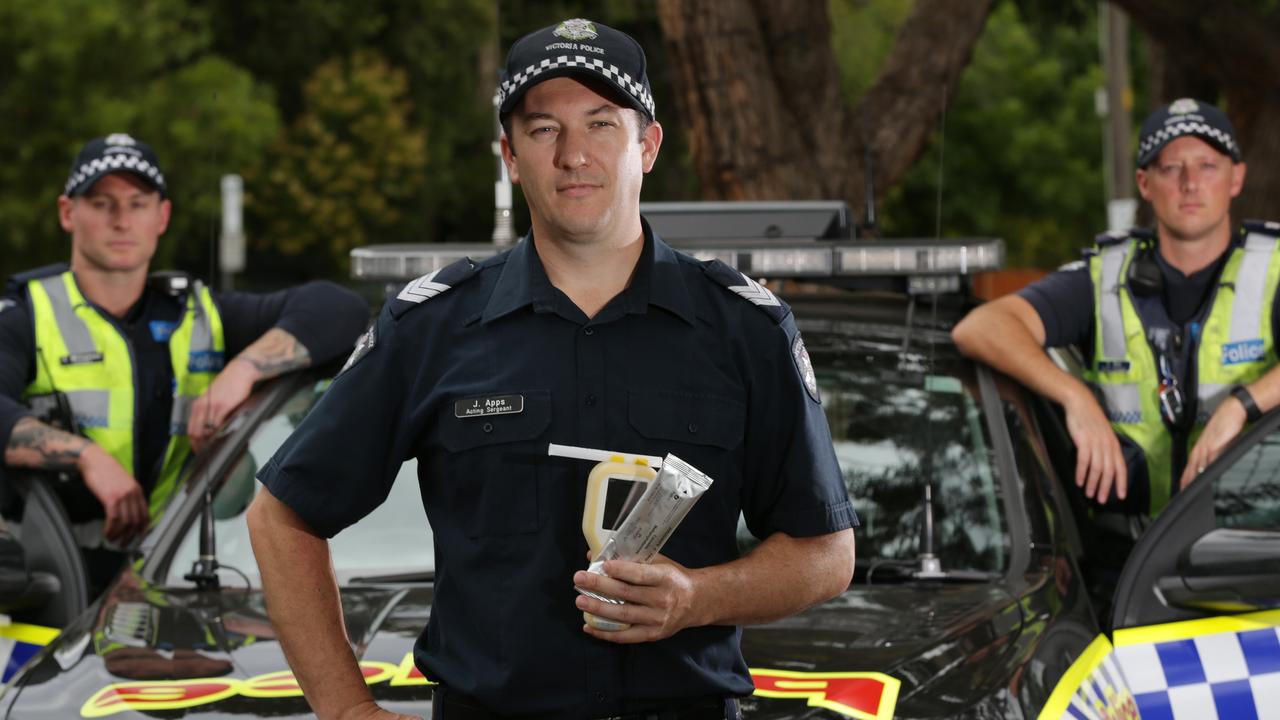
[0,0,1162,285]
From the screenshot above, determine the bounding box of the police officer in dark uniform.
[0,133,369,593]
[247,18,857,720]
[953,98,1280,604]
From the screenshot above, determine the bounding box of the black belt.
[431,690,740,720]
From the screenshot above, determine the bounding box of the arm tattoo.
[234,328,312,379]
[4,416,90,470]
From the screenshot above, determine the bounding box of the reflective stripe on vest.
[23,272,225,528]
[1088,235,1280,516]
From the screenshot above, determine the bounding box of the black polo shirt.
[0,270,369,500]
[259,223,857,717]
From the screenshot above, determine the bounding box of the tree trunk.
[1110,0,1280,223]
[656,0,993,230]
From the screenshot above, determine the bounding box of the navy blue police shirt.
[258,222,858,716]
[0,267,369,505]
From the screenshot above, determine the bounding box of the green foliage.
[0,0,279,279]
[247,51,427,275]
[829,0,914,102]
[875,1,1106,268]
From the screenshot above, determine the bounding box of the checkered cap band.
[498,54,655,119]
[1138,120,1239,164]
[64,152,166,196]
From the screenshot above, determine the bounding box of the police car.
[0,202,1276,719]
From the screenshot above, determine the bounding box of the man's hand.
[77,444,148,544]
[188,359,258,452]
[1181,394,1247,489]
[1063,391,1127,504]
[572,555,700,644]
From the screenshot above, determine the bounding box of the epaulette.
[147,270,194,298]
[387,257,480,319]
[1058,259,1087,272]
[5,263,68,297]
[1093,227,1153,248]
[700,259,790,325]
[1242,219,1280,238]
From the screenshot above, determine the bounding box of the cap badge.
[1168,98,1199,116]
[554,19,598,42]
[104,133,137,147]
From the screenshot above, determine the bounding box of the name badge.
[455,394,524,419]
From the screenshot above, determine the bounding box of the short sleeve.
[256,306,414,538]
[740,315,857,540]
[1017,265,1095,350]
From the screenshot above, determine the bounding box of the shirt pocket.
[439,389,551,538]
[627,389,746,454]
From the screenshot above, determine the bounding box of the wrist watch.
[1230,385,1263,422]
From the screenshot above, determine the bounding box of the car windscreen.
[802,322,1010,576]
[165,380,432,587]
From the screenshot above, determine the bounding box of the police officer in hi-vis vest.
[0,134,368,592]
[953,98,1279,596]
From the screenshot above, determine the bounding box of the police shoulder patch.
[701,259,789,324]
[388,258,478,319]
[792,334,820,403]
[336,323,376,377]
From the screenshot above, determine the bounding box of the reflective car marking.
[76,654,902,718]
[1113,609,1280,720]
[1037,635,1138,720]
[0,621,59,684]
[1041,610,1280,720]
[749,668,899,720]
[79,661,400,717]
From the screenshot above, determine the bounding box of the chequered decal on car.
[1112,611,1280,720]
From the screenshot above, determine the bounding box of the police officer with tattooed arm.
[0,134,369,592]
[953,98,1280,593]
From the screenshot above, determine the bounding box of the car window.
[1213,430,1280,529]
[166,381,433,586]
[800,328,1009,574]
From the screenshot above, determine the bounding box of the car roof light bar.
[349,238,1004,282]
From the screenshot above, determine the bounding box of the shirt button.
[584,327,595,336]
[596,691,606,702]
[585,393,597,406]
[482,422,494,433]
[688,423,699,434]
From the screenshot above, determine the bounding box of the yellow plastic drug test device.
[582,456,658,558]
[549,443,663,632]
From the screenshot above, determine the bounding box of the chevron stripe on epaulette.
[388,257,478,319]
[1243,219,1280,238]
[702,259,789,324]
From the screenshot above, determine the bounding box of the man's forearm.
[690,528,855,627]
[247,491,373,719]
[4,416,89,470]
[230,328,312,382]
[952,298,1095,410]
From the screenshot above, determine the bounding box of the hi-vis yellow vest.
[22,271,224,520]
[1086,229,1280,516]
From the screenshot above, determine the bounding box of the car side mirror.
[1155,528,1280,612]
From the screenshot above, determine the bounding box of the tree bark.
[656,0,994,229]
[1110,0,1280,223]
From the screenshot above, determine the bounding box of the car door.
[1105,409,1280,720]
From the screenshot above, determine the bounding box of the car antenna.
[186,97,223,592]
[184,485,221,591]
[914,84,951,580]
[859,108,879,239]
